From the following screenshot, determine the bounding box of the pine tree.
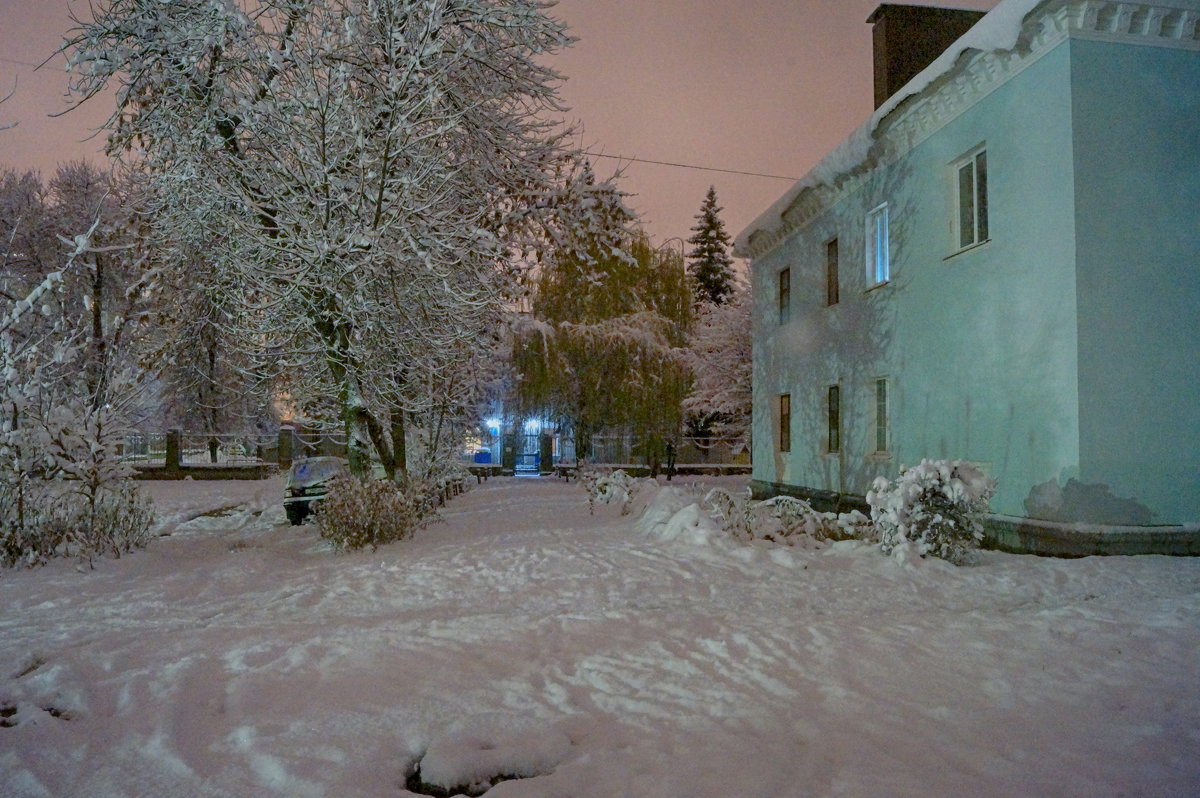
[686,186,735,305]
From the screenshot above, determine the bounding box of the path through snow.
[1,476,1197,797]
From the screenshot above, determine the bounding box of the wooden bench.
[554,462,580,481]
[467,465,503,483]
[436,476,467,505]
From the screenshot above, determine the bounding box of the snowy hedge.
[867,459,997,564]
[703,487,869,545]
[314,475,423,552]
[582,469,653,516]
[0,480,154,569]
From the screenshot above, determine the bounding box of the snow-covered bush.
[703,488,869,545]
[703,486,753,540]
[0,480,154,569]
[410,713,571,797]
[75,481,156,564]
[582,469,652,515]
[867,459,997,564]
[1,485,67,568]
[315,475,420,552]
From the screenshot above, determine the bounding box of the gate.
[515,432,541,473]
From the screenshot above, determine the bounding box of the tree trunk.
[390,408,407,484]
[88,255,107,408]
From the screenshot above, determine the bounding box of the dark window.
[828,385,840,453]
[778,268,791,324]
[875,378,889,452]
[826,238,839,306]
[779,394,791,452]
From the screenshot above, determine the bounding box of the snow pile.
[145,477,285,536]
[631,486,721,546]
[415,713,571,794]
[583,468,654,515]
[702,486,870,547]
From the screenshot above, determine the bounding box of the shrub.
[703,488,869,545]
[867,459,997,564]
[314,475,420,552]
[1,485,68,568]
[1,480,155,569]
[581,469,652,515]
[80,481,156,561]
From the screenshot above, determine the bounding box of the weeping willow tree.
[512,165,692,464]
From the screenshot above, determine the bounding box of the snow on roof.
[734,0,1047,256]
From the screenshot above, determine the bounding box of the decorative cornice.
[1073,1,1200,48]
[742,0,1200,262]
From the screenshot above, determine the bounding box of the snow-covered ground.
[1,475,1197,797]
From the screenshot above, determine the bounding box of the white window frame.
[865,203,889,288]
[952,145,989,252]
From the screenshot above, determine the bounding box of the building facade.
[737,0,1200,525]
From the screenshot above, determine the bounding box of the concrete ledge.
[749,479,869,515]
[600,464,752,478]
[752,479,1200,557]
[984,515,1200,558]
[133,464,276,480]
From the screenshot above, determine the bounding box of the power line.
[0,61,802,185]
[0,57,42,69]
[583,151,800,182]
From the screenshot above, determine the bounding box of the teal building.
[737,0,1200,525]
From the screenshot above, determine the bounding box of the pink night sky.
[1,0,998,248]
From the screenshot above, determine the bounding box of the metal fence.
[292,428,348,459]
[178,432,277,466]
[455,432,748,469]
[672,437,749,465]
[586,435,748,466]
[120,425,339,474]
[120,432,168,466]
[124,427,749,473]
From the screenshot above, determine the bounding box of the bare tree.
[64,0,576,481]
[0,79,16,131]
[684,281,752,447]
[1,164,156,565]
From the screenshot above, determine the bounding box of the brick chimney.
[867,4,987,109]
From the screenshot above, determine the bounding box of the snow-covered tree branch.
[684,281,752,446]
[64,0,577,481]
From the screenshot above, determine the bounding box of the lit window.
[875,377,889,453]
[826,237,839,306]
[955,148,989,250]
[827,385,840,454]
[866,204,889,287]
[778,267,791,324]
[779,393,791,452]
